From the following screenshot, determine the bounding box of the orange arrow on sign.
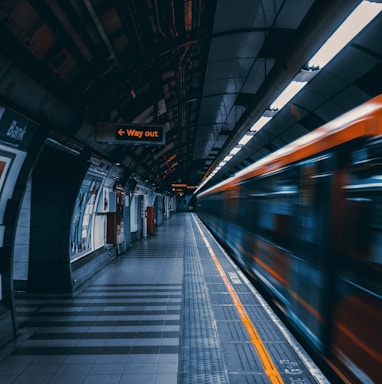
[117,128,125,136]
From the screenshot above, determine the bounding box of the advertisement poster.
[70,176,102,259]
[0,153,12,197]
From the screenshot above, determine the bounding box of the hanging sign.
[96,123,165,145]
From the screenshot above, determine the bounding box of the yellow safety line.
[192,215,284,384]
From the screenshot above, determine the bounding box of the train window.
[349,140,382,184]
[298,163,318,238]
[239,179,259,232]
[341,141,382,296]
[257,168,298,251]
[296,154,333,266]
[341,194,382,296]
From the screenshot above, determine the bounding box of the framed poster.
[70,176,102,259]
[0,152,13,197]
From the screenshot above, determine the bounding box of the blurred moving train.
[196,94,382,384]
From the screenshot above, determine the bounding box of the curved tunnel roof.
[0,0,382,193]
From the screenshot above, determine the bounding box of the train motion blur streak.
[196,94,382,384]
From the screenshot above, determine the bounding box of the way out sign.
[96,123,165,145]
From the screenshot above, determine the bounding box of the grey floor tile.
[12,375,51,384]
[47,374,87,384]
[154,373,178,384]
[119,373,156,384]
[83,374,121,384]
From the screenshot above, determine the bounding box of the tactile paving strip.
[178,221,229,384]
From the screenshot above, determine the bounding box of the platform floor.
[0,213,329,384]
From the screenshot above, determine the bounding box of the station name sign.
[0,106,38,150]
[96,123,165,145]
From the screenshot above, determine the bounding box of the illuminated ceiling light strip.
[230,146,241,155]
[308,1,382,69]
[269,81,307,111]
[238,133,254,146]
[250,116,273,132]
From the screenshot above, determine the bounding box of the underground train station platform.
[0,213,330,384]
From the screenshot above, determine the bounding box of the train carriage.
[196,94,382,384]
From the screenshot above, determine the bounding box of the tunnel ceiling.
[0,0,382,192]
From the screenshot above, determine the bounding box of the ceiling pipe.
[45,2,93,61]
[154,0,167,38]
[82,0,123,72]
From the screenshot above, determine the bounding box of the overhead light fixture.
[238,133,254,146]
[269,81,307,111]
[250,116,273,132]
[307,0,382,69]
[230,146,241,155]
